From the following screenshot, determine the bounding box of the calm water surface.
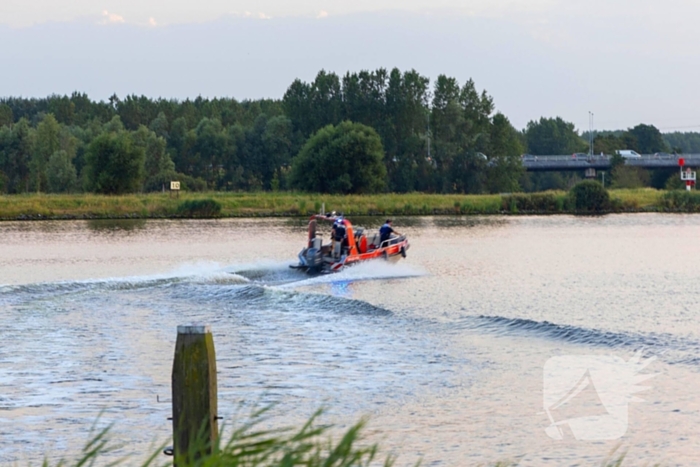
[1,215,700,466]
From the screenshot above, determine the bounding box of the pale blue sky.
[1,1,698,131]
[1,0,567,26]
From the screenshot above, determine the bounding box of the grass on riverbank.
[38,409,654,467]
[0,188,677,220]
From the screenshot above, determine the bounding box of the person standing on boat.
[332,218,347,259]
[380,219,401,246]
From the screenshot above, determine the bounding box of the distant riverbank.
[0,188,691,220]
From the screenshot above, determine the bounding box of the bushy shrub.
[84,132,145,194]
[660,190,700,212]
[500,193,560,213]
[176,199,222,218]
[665,173,685,191]
[568,180,610,213]
[290,121,386,194]
[177,173,208,192]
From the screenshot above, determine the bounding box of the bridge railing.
[521,154,700,171]
[523,153,700,161]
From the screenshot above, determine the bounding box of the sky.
[1,0,699,132]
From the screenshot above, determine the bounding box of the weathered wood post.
[171,324,218,462]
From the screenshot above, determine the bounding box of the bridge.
[522,154,700,171]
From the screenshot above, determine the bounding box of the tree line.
[0,68,697,195]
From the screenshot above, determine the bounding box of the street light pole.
[588,111,594,156]
[592,112,595,155]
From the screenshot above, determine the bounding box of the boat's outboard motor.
[304,247,324,274]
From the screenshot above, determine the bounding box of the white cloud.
[99,10,125,25]
[148,17,157,27]
[229,11,272,20]
[317,11,329,19]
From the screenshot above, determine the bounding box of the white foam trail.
[0,261,250,291]
[223,260,297,274]
[100,261,240,285]
[167,262,250,284]
[278,260,426,289]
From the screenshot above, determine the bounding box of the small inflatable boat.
[290,214,409,274]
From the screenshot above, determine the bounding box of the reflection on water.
[283,215,506,231]
[281,215,434,232]
[86,218,148,232]
[329,280,352,297]
[1,215,700,466]
[430,216,509,229]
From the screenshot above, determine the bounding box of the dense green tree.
[117,95,157,131]
[626,124,668,154]
[431,76,493,192]
[7,118,34,192]
[664,132,700,153]
[593,134,625,155]
[47,95,76,125]
[383,69,430,192]
[284,71,343,140]
[238,115,267,190]
[193,117,229,188]
[31,114,61,192]
[168,116,191,171]
[149,112,170,139]
[291,121,386,194]
[485,113,525,193]
[0,104,13,127]
[104,115,125,133]
[261,115,293,188]
[525,117,587,155]
[132,125,176,192]
[84,132,145,194]
[46,150,78,193]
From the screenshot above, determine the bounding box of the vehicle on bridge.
[616,149,642,159]
[653,152,674,160]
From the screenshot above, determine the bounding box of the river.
[1,215,699,466]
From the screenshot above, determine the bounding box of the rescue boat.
[290,214,410,274]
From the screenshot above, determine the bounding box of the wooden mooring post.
[171,324,219,462]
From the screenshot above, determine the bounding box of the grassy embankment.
[39,410,650,467]
[0,188,693,220]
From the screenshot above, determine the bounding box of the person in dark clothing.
[333,221,346,242]
[379,219,400,245]
[332,219,347,258]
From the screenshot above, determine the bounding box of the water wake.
[0,262,250,304]
[277,260,426,289]
[0,260,415,319]
[470,314,700,366]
